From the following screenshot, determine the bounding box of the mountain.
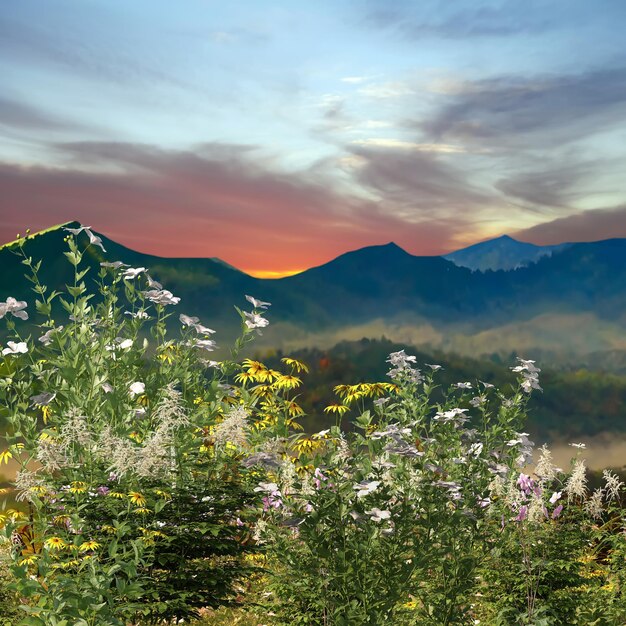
[443,234,571,271]
[2,223,626,369]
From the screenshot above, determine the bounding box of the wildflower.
[64,225,106,251]
[129,381,145,397]
[324,404,350,415]
[455,382,472,390]
[569,442,586,449]
[96,486,110,496]
[100,261,128,269]
[38,325,63,345]
[549,491,562,504]
[353,480,380,498]
[44,537,67,551]
[2,341,28,356]
[187,338,217,351]
[515,505,528,522]
[365,507,391,522]
[585,489,604,519]
[124,310,149,319]
[511,358,542,393]
[552,504,564,519]
[535,445,559,482]
[128,492,146,507]
[30,391,56,407]
[254,482,279,494]
[425,363,442,371]
[145,274,162,289]
[246,295,271,309]
[102,382,113,393]
[143,288,181,306]
[470,395,486,407]
[0,297,28,321]
[565,459,587,501]
[122,267,146,280]
[243,311,269,330]
[79,540,101,552]
[179,314,215,335]
[603,470,624,502]
[213,405,248,449]
[0,449,12,464]
[242,452,282,470]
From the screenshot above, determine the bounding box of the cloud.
[351,138,466,153]
[419,67,626,148]
[364,0,561,39]
[0,141,474,271]
[514,205,626,245]
[348,142,495,216]
[495,160,599,209]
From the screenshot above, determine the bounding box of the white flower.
[38,326,63,345]
[353,480,380,498]
[118,339,133,350]
[179,314,215,335]
[122,267,146,280]
[364,507,391,522]
[145,274,162,289]
[245,295,271,310]
[129,382,145,397]
[2,341,28,355]
[143,289,180,305]
[455,382,472,389]
[100,261,129,269]
[102,382,114,393]
[549,491,562,504]
[569,442,586,449]
[425,363,442,371]
[124,310,149,319]
[254,482,279,493]
[64,225,106,252]
[243,312,269,330]
[30,391,56,406]
[0,297,28,321]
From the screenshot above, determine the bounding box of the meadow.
[1,227,625,625]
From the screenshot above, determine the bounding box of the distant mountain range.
[2,222,626,371]
[444,234,571,271]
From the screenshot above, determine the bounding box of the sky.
[1,0,626,277]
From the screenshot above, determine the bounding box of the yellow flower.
[242,359,267,376]
[44,536,67,551]
[18,554,39,566]
[69,481,87,494]
[79,540,101,552]
[234,370,256,385]
[128,491,146,506]
[286,400,305,417]
[281,357,309,373]
[129,431,143,443]
[293,437,322,456]
[107,491,126,499]
[0,449,13,464]
[324,404,350,415]
[154,489,171,500]
[273,374,302,389]
[41,405,52,423]
[133,507,152,515]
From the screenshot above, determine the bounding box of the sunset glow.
[1,1,626,274]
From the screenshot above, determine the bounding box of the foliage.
[1,224,626,625]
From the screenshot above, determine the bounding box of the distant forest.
[256,337,626,442]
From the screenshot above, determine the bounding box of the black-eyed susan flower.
[324,404,350,415]
[44,536,67,551]
[281,357,309,373]
[79,540,101,552]
[128,491,146,507]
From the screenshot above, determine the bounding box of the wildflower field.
[1,226,626,625]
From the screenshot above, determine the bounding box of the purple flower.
[552,504,564,519]
[515,505,528,522]
[97,486,110,496]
